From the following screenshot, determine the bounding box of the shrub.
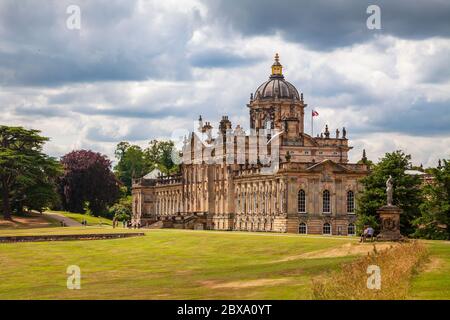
[108,196,132,221]
[311,241,429,300]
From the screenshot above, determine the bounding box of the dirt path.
[42,212,82,227]
[273,242,398,262]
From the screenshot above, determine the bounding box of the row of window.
[298,190,355,214]
[299,222,356,235]
[301,151,339,155]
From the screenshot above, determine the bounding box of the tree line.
[0,126,178,221]
[1,125,448,239]
[356,151,449,240]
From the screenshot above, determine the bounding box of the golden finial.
[271,53,283,76]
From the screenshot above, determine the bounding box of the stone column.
[286,176,300,233]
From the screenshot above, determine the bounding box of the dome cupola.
[254,53,300,100]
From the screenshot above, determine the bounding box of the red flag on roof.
[312,110,319,117]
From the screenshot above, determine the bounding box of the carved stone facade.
[132,55,369,235]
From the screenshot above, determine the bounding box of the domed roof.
[255,78,300,100]
[254,54,300,100]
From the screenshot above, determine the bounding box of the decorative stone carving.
[376,205,403,241]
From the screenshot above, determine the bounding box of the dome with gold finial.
[254,53,300,100]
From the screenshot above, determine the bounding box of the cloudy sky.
[1,0,449,166]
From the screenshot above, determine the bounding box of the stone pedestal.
[376,205,404,241]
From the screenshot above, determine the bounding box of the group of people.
[360,225,375,242]
[111,218,133,229]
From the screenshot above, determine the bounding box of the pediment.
[306,159,349,173]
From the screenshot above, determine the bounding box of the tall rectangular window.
[347,190,355,213]
[323,190,331,213]
[298,190,306,213]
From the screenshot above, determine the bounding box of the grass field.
[409,241,450,299]
[0,228,449,300]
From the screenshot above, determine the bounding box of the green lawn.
[409,241,450,299]
[0,229,448,300]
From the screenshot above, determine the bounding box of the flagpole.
[311,110,313,137]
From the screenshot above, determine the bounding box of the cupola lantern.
[271,53,283,77]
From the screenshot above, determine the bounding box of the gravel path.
[42,212,82,227]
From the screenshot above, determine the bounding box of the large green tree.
[114,142,147,193]
[356,150,423,235]
[144,140,178,174]
[0,126,61,220]
[114,139,179,193]
[413,159,450,240]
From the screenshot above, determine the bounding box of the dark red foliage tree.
[59,150,120,216]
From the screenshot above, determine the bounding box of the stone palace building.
[132,54,369,235]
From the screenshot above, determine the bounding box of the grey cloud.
[347,99,450,137]
[372,99,450,136]
[13,105,67,118]
[85,120,183,143]
[189,49,262,68]
[73,105,193,119]
[418,49,450,84]
[0,0,195,86]
[0,50,161,87]
[201,0,450,51]
[298,65,382,106]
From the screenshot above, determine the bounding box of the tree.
[356,150,423,235]
[114,142,147,193]
[0,126,61,220]
[413,159,450,240]
[114,140,180,193]
[108,196,132,221]
[144,140,179,174]
[59,150,120,216]
[12,156,62,214]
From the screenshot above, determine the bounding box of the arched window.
[299,222,307,234]
[323,190,331,213]
[348,223,356,236]
[347,190,355,213]
[298,190,306,213]
[323,223,331,235]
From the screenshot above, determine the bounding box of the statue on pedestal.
[376,175,404,241]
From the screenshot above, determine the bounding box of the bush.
[108,196,132,221]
